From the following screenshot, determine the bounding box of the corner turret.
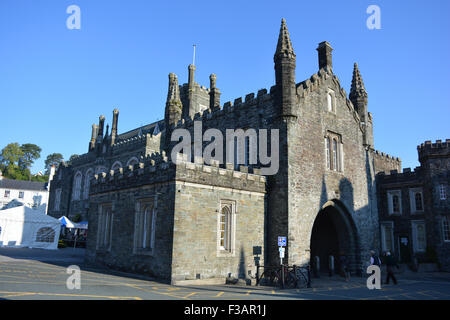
[274,18,297,118]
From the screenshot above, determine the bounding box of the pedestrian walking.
[369,250,382,266]
[385,251,399,285]
[339,252,351,282]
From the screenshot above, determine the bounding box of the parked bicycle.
[257,264,310,289]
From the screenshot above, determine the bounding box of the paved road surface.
[1,247,450,300]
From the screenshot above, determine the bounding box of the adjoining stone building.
[377,140,450,271]
[47,19,427,284]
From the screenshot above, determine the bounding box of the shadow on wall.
[238,246,246,279]
[310,151,377,277]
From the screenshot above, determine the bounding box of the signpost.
[278,236,286,288]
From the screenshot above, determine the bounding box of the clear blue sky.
[0,0,449,173]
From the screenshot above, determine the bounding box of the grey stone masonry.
[86,153,266,283]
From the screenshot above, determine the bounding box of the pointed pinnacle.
[275,18,295,60]
[351,62,366,94]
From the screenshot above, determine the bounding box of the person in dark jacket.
[385,251,399,285]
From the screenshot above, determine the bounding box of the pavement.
[1,247,450,300]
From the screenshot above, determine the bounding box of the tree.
[0,143,24,179]
[69,154,79,163]
[45,153,64,174]
[19,143,42,171]
[0,143,23,168]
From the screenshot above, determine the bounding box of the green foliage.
[0,142,59,182]
[58,240,67,248]
[19,143,42,171]
[44,153,64,175]
[72,214,82,223]
[68,154,79,164]
[31,175,50,183]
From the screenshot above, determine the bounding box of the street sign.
[278,236,286,247]
[279,247,285,258]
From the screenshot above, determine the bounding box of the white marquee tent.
[0,205,60,250]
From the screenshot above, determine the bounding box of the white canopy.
[0,205,60,250]
[58,216,77,228]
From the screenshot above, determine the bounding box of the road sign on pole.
[278,236,286,247]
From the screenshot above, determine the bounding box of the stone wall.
[171,159,266,282]
[85,154,266,283]
[283,68,381,273]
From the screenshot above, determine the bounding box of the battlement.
[378,166,421,177]
[376,166,423,185]
[373,149,401,163]
[90,152,266,195]
[418,139,450,159]
[167,86,274,131]
[70,153,95,166]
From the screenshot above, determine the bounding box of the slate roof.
[0,178,48,192]
[116,120,164,142]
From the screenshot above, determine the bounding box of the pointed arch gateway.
[310,199,361,276]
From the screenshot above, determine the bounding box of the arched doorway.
[310,200,360,276]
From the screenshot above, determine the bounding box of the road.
[1,247,450,300]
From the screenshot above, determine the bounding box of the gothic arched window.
[72,172,82,201]
[83,169,94,200]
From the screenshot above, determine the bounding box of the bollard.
[329,255,334,277]
[256,265,260,286]
[314,256,320,278]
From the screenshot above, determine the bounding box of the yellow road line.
[166,287,181,291]
[123,283,188,300]
[184,292,198,299]
[215,291,224,297]
[0,290,142,300]
[1,292,35,298]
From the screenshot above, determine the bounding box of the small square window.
[4,190,10,198]
[19,191,24,199]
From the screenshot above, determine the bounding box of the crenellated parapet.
[70,153,96,166]
[373,150,402,163]
[165,87,274,132]
[90,152,266,196]
[418,139,450,162]
[372,149,402,175]
[376,166,423,186]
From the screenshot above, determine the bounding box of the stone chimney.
[316,41,333,71]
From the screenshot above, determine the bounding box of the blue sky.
[0,0,449,173]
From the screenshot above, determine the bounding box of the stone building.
[48,19,412,284]
[377,140,450,271]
